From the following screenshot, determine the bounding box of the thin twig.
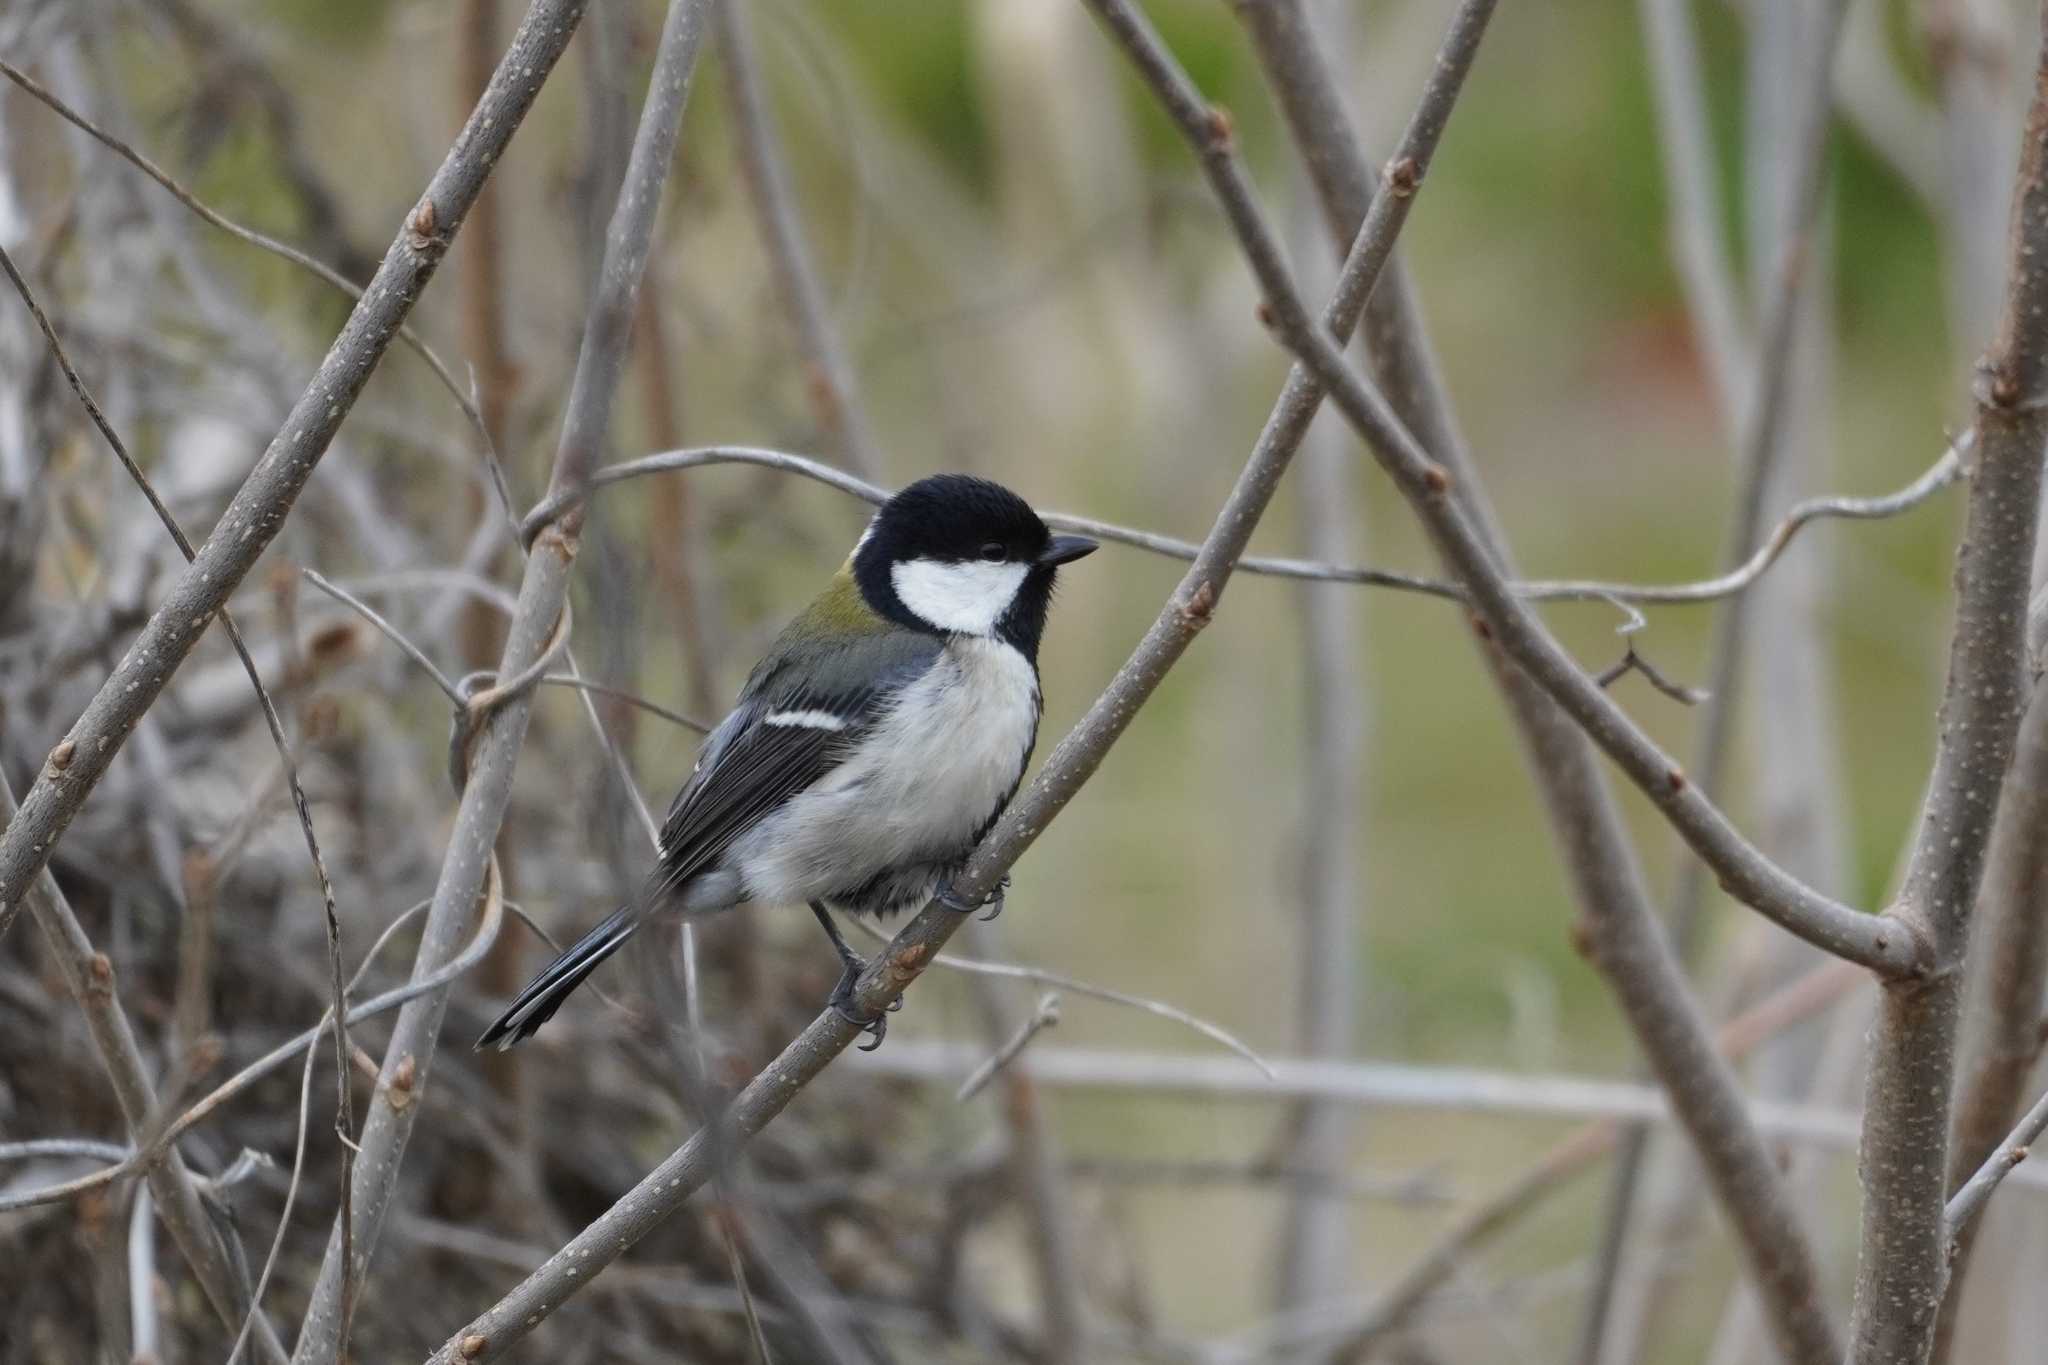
[425,0,1465,1347]
[1274,197,1367,1314]
[519,438,1964,610]
[1635,0,1752,429]
[302,566,714,733]
[1101,0,1915,983]
[1303,961,1866,1363]
[0,239,364,1344]
[0,773,292,1365]
[1944,1081,2048,1245]
[0,0,584,964]
[960,944,1084,1365]
[225,1031,321,1365]
[1091,3,1851,1359]
[1937,685,2048,1342]
[849,919,1273,1077]
[713,0,881,478]
[0,57,487,436]
[1593,644,1709,706]
[292,4,713,1357]
[957,995,1063,1102]
[1849,17,2048,1355]
[845,1043,1904,1152]
[301,568,464,701]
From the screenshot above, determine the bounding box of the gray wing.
[648,627,944,899]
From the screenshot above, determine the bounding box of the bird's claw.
[937,874,1010,921]
[829,963,890,1051]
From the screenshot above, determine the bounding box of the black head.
[851,474,1096,656]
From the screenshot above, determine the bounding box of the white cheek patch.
[891,558,1029,635]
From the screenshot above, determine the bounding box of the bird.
[477,473,1097,1052]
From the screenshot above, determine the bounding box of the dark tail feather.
[476,907,637,1050]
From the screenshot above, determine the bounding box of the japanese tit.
[478,474,1097,1051]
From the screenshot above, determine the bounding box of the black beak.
[1038,534,1099,567]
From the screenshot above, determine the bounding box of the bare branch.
[0,56,485,435]
[712,0,881,478]
[1274,289,1365,1317]
[849,918,1273,1075]
[0,773,291,1365]
[525,436,1965,613]
[1635,0,1752,428]
[1945,1080,2048,1245]
[1937,686,2048,1340]
[1593,643,1709,707]
[1306,960,1866,1362]
[1231,0,1500,556]
[1101,0,1915,979]
[0,0,584,951]
[0,237,364,1349]
[956,992,1062,1102]
[1850,14,2048,1354]
[962,953,1084,1364]
[1581,1,1853,1350]
[1526,440,1966,605]
[1090,3,1855,1358]
[291,3,713,1356]
[422,2,1471,1349]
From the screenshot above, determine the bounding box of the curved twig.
[850,921,1275,1078]
[524,441,1964,609]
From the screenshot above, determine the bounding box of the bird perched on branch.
[478,474,1097,1051]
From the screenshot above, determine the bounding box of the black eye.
[978,541,1006,562]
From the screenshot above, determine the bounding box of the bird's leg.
[810,901,890,1050]
[936,873,1009,921]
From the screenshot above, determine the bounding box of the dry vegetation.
[8,1,2048,1363]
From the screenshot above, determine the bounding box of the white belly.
[727,637,1041,907]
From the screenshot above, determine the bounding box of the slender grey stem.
[0,0,582,950]
[1936,679,2048,1343]
[964,951,1084,1364]
[1635,0,1752,430]
[0,774,291,1365]
[0,235,364,1361]
[1313,959,1864,1363]
[289,4,711,1358]
[1945,1081,2048,1245]
[956,991,1062,1103]
[1094,2,1850,1359]
[1931,5,2035,1359]
[1582,2,1852,1355]
[847,918,1272,1074]
[0,57,485,435]
[1849,14,2048,1357]
[1274,184,1366,1323]
[423,2,1465,1349]
[713,0,881,478]
[519,437,1964,611]
[1103,0,1914,978]
[850,1044,1868,1143]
